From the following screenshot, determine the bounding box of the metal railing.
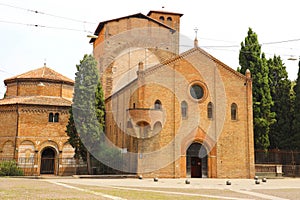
[255,149,300,177]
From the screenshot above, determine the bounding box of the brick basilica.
[90,10,255,178]
[0,10,255,178]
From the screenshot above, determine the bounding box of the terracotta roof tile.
[90,13,175,43]
[0,96,72,106]
[4,66,74,85]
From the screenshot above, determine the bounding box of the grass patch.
[68,183,218,200]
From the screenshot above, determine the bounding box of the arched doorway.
[40,147,56,174]
[186,143,208,178]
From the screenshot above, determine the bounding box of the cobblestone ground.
[1,177,300,200]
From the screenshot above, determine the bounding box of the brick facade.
[91,10,255,178]
[0,66,76,175]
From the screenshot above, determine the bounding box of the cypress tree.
[239,28,275,150]
[66,54,105,174]
[268,55,293,149]
[292,60,300,150]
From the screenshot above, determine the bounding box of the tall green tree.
[268,55,294,149]
[66,54,105,174]
[292,60,300,150]
[66,108,86,160]
[238,28,275,150]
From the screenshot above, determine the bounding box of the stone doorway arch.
[40,147,56,174]
[186,143,208,178]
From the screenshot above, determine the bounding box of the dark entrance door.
[191,157,202,178]
[40,148,55,174]
[186,143,208,178]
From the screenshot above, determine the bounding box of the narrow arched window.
[167,17,172,21]
[181,101,188,119]
[208,102,213,119]
[231,103,238,120]
[54,113,59,122]
[159,16,165,21]
[154,100,162,110]
[48,113,53,122]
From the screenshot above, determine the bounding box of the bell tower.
[147,10,183,32]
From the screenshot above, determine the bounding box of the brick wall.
[103,48,254,178]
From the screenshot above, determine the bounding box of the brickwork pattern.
[0,66,75,175]
[96,11,254,178]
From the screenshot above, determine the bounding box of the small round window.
[190,84,204,100]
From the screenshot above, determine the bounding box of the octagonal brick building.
[0,65,77,175]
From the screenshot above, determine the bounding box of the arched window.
[231,103,238,120]
[54,113,59,122]
[159,16,165,21]
[48,112,59,122]
[48,113,53,122]
[167,17,172,21]
[153,122,162,135]
[181,101,188,119]
[207,102,213,119]
[154,100,162,110]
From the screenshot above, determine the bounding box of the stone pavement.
[44,177,300,200]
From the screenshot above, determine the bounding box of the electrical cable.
[0,2,96,24]
[0,19,93,33]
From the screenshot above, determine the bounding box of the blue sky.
[0,0,300,98]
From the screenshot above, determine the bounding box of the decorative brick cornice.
[20,105,70,114]
[17,81,61,87]
[0,105,17,113]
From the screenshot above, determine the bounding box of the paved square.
[1,177,300,199]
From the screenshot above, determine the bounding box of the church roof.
[147,10,183,17]
[4,65,74,85]
[0,96,72,106]
[144,47,246,80]
[89,13,175,43]
[106,46,247,100]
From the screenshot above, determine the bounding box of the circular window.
[190,84,204,100]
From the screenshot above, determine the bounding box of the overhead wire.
[1,2,300,50]
[0,19,94,33]
[0,2,96,24]
[0,1,300,61]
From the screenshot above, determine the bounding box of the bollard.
[138,175,143,180]
[185,179,190,184]
[262,177,267,182]
[254,176,258,180]
[154,177,158,182]
[255,180,260,184]
[226,180,231,185]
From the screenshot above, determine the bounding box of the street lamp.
[288,56,300,66]
[87,34,98,39]
[288,55,298,61]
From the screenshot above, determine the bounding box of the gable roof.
[144,47,246,80]
[4,66,74,85]
[106,46,246,100]
[89,13,176,43]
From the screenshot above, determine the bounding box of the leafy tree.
[67,54,122,174]
[66,54,105,174]
[238,28,275,150]
[268,55,294,149]
[66,108,86,160]
[292,60,300,150]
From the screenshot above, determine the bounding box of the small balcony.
[126,108,165,138]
